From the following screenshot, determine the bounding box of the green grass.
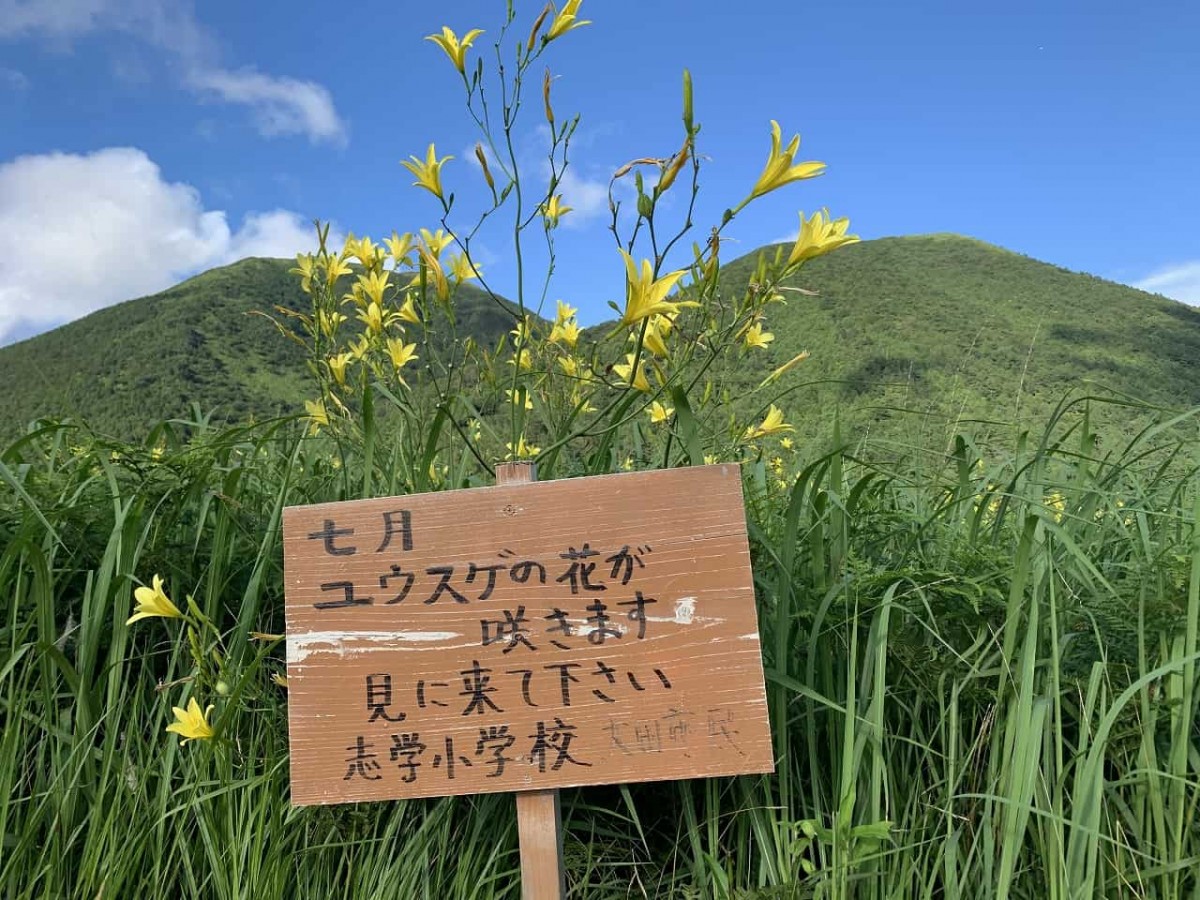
[3,235,1199,455]
[1,398,1198,897]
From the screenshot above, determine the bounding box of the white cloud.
[0,66,29,90]
[0,147,332,343]
[0,0,347,144]
[555,167,610,226]
[189,68,345,145]
[1134,262,1200,306]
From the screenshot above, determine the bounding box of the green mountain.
[1,235,1197,449]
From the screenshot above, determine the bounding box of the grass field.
[2,397,1197,898]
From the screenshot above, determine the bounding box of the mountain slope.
[1,235,1197,450]
[0,258,518,441]
[719,234,1200,452]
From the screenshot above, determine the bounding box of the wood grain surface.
[283,464,773,806]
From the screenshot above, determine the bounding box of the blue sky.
[1,0,1197,344]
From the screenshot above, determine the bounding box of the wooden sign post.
[283,464,774,899]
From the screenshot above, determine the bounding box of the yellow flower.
[398,294,421,324]
[648,401,674,424]
[448,252,482,282]
[770,456,785,475]
[304,399,329,434]
[166,697,215,745]
[743,404,794,440]
[757,350,811,389]
[641,316,672,358]
[418,246,451,302]
[385,231,415,266]
[357,301,392,335]
[327,352,352,386]
[748,121,826,200]
[425,26,484,74]
[419,228,454,258]
[743,321,775,350]
[557,356,579,377]
[621,456,634,471]
[546,0,591,42]
[345,234,384,269]
[150,444,165,461]
[787,209,859,267]
[780,437,795,451]
[505,436,541,459]
[506,388,534,410]
[613,353,651,393]
[127,574,183,625]
[317,309,346,340]
[291,253,316,293]
[703,454,718,465]
[617,249,692,327]
[401,144,453,200]
[507,348,533,371]
[548,318,580,348]
[385,338,419,380]
[357,270,391,305]
[322,252,354,281]
[555,300,578,324]
[1045,491,1066,523]
[541,194,573,228]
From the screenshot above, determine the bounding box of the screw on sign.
[283,463,773,899]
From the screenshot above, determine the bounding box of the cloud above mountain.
[0,146,336,343]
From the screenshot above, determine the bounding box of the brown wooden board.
[283,464,774,806]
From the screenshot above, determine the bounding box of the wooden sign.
[282,464,773,806]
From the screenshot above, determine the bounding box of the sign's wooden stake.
[495,461,566,900]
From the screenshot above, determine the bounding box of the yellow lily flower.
[748,121,826,201]
[419,228,454,258]
[418,246,450,302]
[304,399,329,434]
[621,456,634,471]
[507,348,533,371]
[743,404,795,440]
[357,301,392,335]
[613,353,651,393]
[780,437,795,451]
[510,315,536,343]
[743,322,775,350]
[425,26,484,75]
[166,697,215,745]
[385,338,419,385]
[317,309,346,340]
[541,194,573,228]
[757,350,810,389]
[327,353,353,386]
[787,209,860,266]
[548,318,580,348]
[291,253,316,293]
[555,300,578,324]
[126,574,183,625]
[648,401,674,424]
[506,388,534,410]
[703,454,718,465]
[348,235,385,269]
[398,294,421,324]
[401,144,453,200]
[357,270,390,305]
[557,356,579,377]
[505,436,541,459]
[448,252,482,282]
[385,231,415,266]
[546,0,591,41]
[617,249,692,327]
[322,252,354,281]
[641,316,672,357]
